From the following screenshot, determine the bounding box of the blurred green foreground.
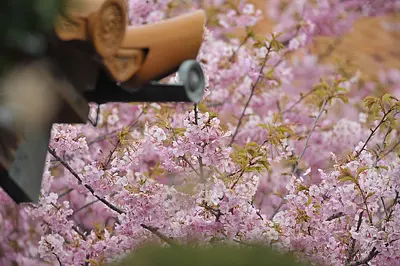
[110,245,311,266]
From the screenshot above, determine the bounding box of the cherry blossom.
[0,0,399,265]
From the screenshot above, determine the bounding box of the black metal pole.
[84,72,192,104]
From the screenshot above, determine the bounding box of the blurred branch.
[140,224,178,247]
[229,46,272,145]
[293,99,328,174]
[271,100,328,220]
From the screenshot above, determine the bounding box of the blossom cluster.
[0,0,399,265]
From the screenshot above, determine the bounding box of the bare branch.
[58,188,74,199]
[54,252,63,266]
[87,104,101,127]
[140,224,178,247]
[229,47,272,145]
[293,100,328,174]
[72,199,100,216]
[230,27,251,62]
[281,88,316,115]
[382,139,400,158]
[270,100,328,220]
[269,200,285,220]
[326,212,345,221]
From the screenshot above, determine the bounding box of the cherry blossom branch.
[48,202,87,241]
[281,88,317,114]
[72,225,87,241]
[53,252,63,266]
[103,139,120,170]
[48,148,125,215]
[44,240,64,266]
[373,126,393,165]
[180,156,201,177]
[230,141,267,189]
[345,211,364,265]
[48,148,178,246]
[354,109,394,158]
[348,247,379,266]
[200,201,223,222]
[230,27,251,62]
[194,104,205,181]
[229,46,272,145]
[382,138,400,158]
[269,200,285,221]
[354,182,373,224]
[381,197,389,218]
[230,168,247,190]
[384,191,399,223]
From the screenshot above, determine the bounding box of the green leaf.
[356,166,369,177]
[257,123,269,130]
[260,160,270,170]
[337,94,349,104]
[364,96,378,109]
[306,195,313,206]
[247,28,255,38]
[338,175,356,184]
[173,128,186,135]
[276,125,294,135]
[252,41,264,49]
[381,93,397,106]
[240,159,247,169]
[366,192,375,199]
[247,149,257,158]
[246,142,259,148]
[246,166,263,173]
[376,165,389,171]
[297,184,309,192]
[271,32,284,39]
[265,68,275,79]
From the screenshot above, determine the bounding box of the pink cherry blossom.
[0,1,399,265]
